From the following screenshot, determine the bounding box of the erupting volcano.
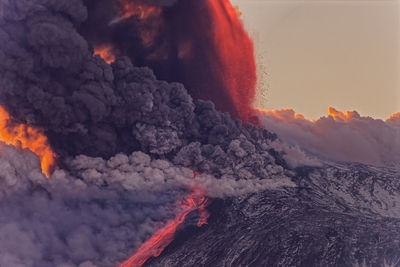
[83,0,257,123]
[1,0,399,266]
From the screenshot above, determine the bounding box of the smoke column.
[80,0,257,122]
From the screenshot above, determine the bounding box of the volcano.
[0,0,399,267]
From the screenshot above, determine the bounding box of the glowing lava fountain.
[84,0,257,123]
[205,0,257,123]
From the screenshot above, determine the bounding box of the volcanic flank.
[0,1,399,267]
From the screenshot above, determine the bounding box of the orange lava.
[0,107,56,177]
[206,0,257,123]
[120,187,209,267]
[85,0,257,123]
[94,44,116,64]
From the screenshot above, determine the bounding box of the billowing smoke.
[0,0,293,266]
[0,106,56,177]
[258,108,400,169]
[0,140,293,266]
[1,0,399,265]
[0,143,181,266]
[0,0,260,160]
[79,0,257,122]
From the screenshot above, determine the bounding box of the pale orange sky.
[232,0,400,119]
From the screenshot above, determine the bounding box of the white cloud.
[258,108,400,169]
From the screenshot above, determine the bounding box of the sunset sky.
[232,0,400,119]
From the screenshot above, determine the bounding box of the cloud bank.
[258,108,400,169]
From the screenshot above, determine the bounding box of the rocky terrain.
[147,163,400,267]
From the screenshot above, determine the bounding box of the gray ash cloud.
[1,1,398,266]
[0,143,189,266]
[0,0,277,168]
[0,1,292,266]
[0,141,292,266]
[0,0,194,159]
[79,0,255,121]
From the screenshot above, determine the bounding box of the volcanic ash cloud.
[0,142,295,266]
[0,1,296,266]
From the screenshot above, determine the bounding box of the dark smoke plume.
[79,0,258,122]
[0,0,292,266]
[0,0,277,172]
[1,1,399,266]
[0,0,286,218]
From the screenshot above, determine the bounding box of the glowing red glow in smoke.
[205,0,257,123]
[118,0,162,20]
[0,106,56,178]
[81,0,257,123]
[94,44,116,64]
[120,183,209,267]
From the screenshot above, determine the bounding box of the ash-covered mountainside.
[147,163,400,267]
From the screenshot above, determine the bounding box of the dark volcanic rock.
[146,164,400,267]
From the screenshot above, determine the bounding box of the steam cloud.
[258,108,400,169]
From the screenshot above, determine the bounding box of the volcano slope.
[147,163,400,267]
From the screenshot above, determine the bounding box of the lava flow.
[120,183,209,267]
[0,106,56,177]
